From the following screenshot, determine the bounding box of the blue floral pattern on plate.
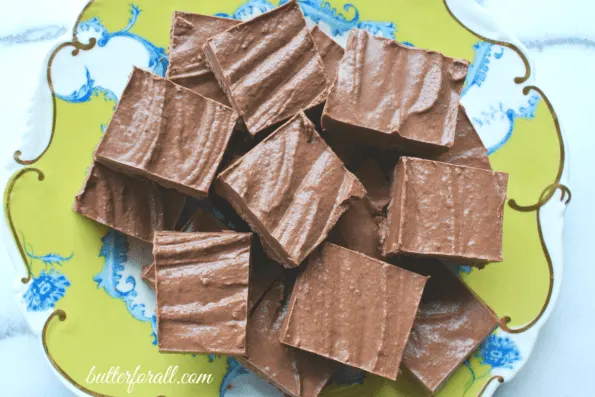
[218,0,396,39]
[24,269,71,312]
[21,234,73,312]
[477,333,522,369]
[58,5,167,104]
[94,230,157,340]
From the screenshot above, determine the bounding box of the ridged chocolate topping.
[322,29,468,154]
[167,12,239,106]
[73,162,185,243]
[96,67,238,198]
[382,157,508,263]
[400,258,498,393]
[280,243,427,380]
[216,112,366,268]
[241,280,335,397]
[155,231,251,355]
[203,0,329,135]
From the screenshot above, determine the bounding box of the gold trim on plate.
[13,0,97,166]
[43,310,118,397]
[15,2,571,397]
[441,0,531,85]
[477,376,504,397]
[442,1,571,395]
[4,167,45,283]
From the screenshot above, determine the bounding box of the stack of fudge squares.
[73,1,509,395]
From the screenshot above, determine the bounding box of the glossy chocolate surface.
[280,243,427,379]
[216,112,365,268]
[382,157,508,263]
[322,29,468,154]
[96,67,237,198]
[310,25,344,83]
[155,231,251,355]
[400,258,498,393]
[167,12,239,105]
[203,1,329,136]
[432,106,492,170]
[73,162,185,243]
[241,280,334,397]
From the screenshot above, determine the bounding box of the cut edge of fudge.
[215,111,366,268]
[166,11,239,80]
[95,67,238,199]
[203,0,330,136]
[381,156,509,264]
[140,263,156,289]
[321,29,469,154]
[279,243,428,380]
[155,231,251,355]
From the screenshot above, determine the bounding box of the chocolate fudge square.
[203,0,329,136]
[73,162,185,243]
[167,12,239,106]
[400,258,498,394]
[322,29,469,155]
[382,157,508,264]
[280,243,427,380]
[215,112,366,268]
[241,280,335,397]
[155,231,251,355]
[141,207,232,290]
[95,67,238,198]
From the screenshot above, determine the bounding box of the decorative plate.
[2,0,570,396]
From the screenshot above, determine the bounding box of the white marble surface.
[0,0,593,396]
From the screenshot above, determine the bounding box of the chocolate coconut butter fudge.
[72,2,511,394]
[95,67,238,198]
[241,279,335,397]
[155,231,251,355]
[216,112,365,268]
[399,258,499,393]
[383,157,508,263]
[310,25,344,82]
[322,29,468,155]
[203,0,329,136]
[74,162,185,243]
[167,12,239,105]
[280,243,428,379]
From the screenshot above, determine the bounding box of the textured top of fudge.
[382,157,508,263]
[400,258,499,393]
[155,231,251,355]
[242,280,334,397]
[167,12,239,105]
[322,29,468,153]
[73,162,185,243]
[432,106,492,170]
[310,25,344,83]
[96,67,237,198]
[203,1,329,135]
[280,243,427,379]
[216,112,365,268]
